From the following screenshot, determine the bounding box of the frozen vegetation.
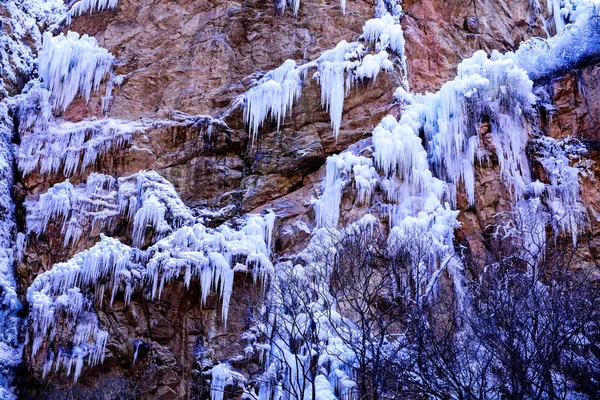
[519,0,600,80]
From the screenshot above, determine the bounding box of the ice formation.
[317,41,393,139]
[516,1,600,81]
[543,0,599,33]
[18,118,143,178]
[27,212,276,380]
[2,0,597,395]
[0,103,22,400]
[243,60,304,144]
[242,10,403,141]
[67,0,119,23]
[38,31,114,112]
[532,136,587,245]
[209,363,245,400]
[24,171,196,249]
[313,151,377,227]
[275,0,346,16]
[362,11,408,89]
[417,50,536,206]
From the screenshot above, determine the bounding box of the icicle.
[242,33,396,141]
[18,118,141,178]
[26,212,276,380]
[67,0,119,24]
[243,60,303,144]
[38,31,114,112]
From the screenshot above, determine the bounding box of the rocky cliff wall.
[2,0,599,398]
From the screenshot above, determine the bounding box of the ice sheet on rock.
[38,31,114,112]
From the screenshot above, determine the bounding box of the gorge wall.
[0,0,599,399]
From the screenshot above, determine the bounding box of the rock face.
[7,0,600,398]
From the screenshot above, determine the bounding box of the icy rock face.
[0,101,21,400]
[6,0,600,398]
[26,212,275,383]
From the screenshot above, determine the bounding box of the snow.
[0,0,64,98]
[38,31,114,112]
[515,1,600,81]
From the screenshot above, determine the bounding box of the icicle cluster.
[362,12,406,54]
[242,9,405,141]
[318,41,393,139]
[417,50,535,206]
[363,11,408,89]
[243,60,304,144]
[67,0,119,23]
[27,212,276,381]
[24,171,196,249]
[18,118,142,178]
[38,31,114,112]
[313,152,377,228]
[275,0,346,16]
[532,136,587,245]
